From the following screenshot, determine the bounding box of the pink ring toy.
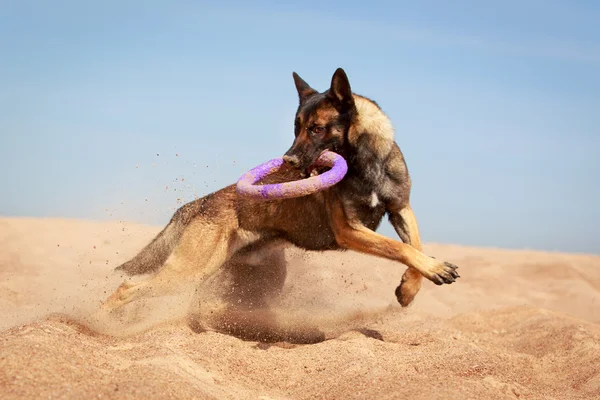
[236,151,348,200]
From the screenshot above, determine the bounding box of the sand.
[1,216,599,399]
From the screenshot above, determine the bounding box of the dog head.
[283,68,356,174]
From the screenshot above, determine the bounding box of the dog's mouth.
[286,149,332,178]
[300,152,328,178]
[300,166,318,178]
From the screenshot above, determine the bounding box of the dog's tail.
[114,195,211,276]
[114,192,220,276]
[114,216,185,276]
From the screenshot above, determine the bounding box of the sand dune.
[1,217,599,399]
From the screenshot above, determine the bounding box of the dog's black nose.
[283,154,300,167]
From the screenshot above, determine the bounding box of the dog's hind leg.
[102,220,239,311]
[389,205,424,307]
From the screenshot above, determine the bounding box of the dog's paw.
[427,261,460,285]
[395,268,423,307]
[395,283,416,307]
[101,281,135,311]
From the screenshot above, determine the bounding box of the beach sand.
[1,216,599,399]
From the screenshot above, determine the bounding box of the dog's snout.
[283,154,300,167]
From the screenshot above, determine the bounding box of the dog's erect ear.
[293,72,317,103]
[328,68,354,109]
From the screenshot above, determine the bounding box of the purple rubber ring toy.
[236,151,348,200]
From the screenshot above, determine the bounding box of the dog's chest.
[355,195,386,231]
[339,173,387,208]
[355,189,384,211]
[342,185,387,230]
[369,191,380,208]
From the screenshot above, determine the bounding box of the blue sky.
[1,0,599,254]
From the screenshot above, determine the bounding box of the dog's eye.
[311,126,326,135]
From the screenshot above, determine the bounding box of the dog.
[102,68,459,312]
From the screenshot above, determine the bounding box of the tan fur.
[348,95,395,154]
[399,206,423,250]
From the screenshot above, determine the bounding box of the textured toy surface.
[236,151,348,200]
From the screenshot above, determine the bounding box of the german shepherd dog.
[102,68,459,312]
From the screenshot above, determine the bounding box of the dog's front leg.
[330,200,459,287]
[388,204,425,306]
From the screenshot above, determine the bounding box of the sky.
[1,0,599,254]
